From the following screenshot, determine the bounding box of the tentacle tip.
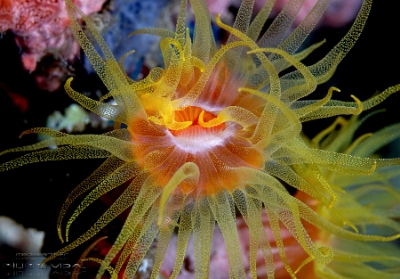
[368,160,377,175]
[246,48,258,55]
[294,255,314,274]
[329,86,341,93]
[58,231,65,243]
[328,194,337,209]
[41,257,50,266]
[215,14,224,26]
[350,94,363,115]
[19,130,30,138]
[343,221,359,233]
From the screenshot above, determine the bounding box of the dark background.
[0,0,400,278]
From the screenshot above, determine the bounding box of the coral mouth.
[172,106,226,132]
[169,106,229,152]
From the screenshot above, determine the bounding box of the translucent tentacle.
[0,145,110,172]
[174,0,187,47]
[171,41,252,109]
[311,117,348,149]
[189,0,216,63]
[247,0,276,41]
[238,87,301,153]
[64,78,126,122]
[72,236,108,279]
[65,0,111,89]
[158,162,200,225]
[264,205,297,278]
[124,206,160,278]
[295,198,400,242]
[353,122,400,157]
[66,0,146,120]
[129,28,175,39]
[233,190,275,279]
[150,194,184,279]
[279,142,400,171]
[227,0,255,43]
[96,175,162,279]
[273,0,331,73]
[265,161,332,207]
[65,162,142,242]
[169,200,193,279]
[192,198,215,279]
[198,106,258,130]
[257,0,306,48]
[111,223,142,279]
[118,50,136,84]
[299,94,363,122]
[248,47,317,102]
[208,192,246,279]
[58,156,124,243]
[19,127,68,138]
[42,177,145,266]
[281,0,372,85]
[252,183,334,266]
[290,40,326,66]
[293,86,337,118]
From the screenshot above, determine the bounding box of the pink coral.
[257,0,363,28]
[0,0,106,90]
[206,0,363,29]
[205,0,234,18]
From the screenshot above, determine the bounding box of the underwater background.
[1,0,400,278]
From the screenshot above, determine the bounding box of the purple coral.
[264,0,363,28]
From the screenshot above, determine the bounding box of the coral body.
[0,0,106,90]
[1,0,400,279]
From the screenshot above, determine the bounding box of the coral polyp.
[294,115,400,278]
[1,0,400,278]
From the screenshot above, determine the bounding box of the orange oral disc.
[170,106,225,137]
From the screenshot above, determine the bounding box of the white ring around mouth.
[167,124,235,154]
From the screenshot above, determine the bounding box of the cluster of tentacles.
[1,0,400,278]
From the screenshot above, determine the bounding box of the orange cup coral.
[294,115,400,278]
[1,0,400,278]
